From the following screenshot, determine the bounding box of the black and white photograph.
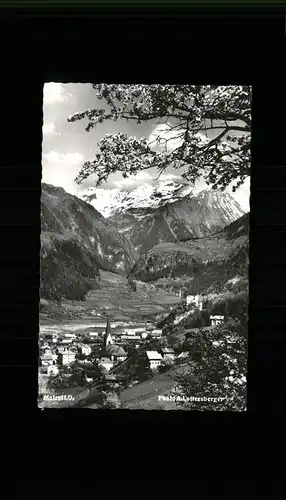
[39,84,250,410]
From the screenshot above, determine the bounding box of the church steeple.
[103,314,113,347]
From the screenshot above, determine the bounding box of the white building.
[59,349,76,366]
[121,335,141,342]
[185,294,203,310]
[150,329,162,337]
[210,315,224,326]
[81,345,92,356]
[40,353,55,367]
[61,338,72,344]
[146,351,163,370]
[64,333,76,339]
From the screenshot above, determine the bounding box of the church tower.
[103,314,113,347]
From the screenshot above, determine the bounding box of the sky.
[42,83,250,212]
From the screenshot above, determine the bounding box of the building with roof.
[80,345,92,356]
[61,338,72,345]
[88,332,99,338]
[64,333,76,339]
[161,347,175,361]
[186,294,203,310]
[58,349,76,366]
[121,335,141,342]
[150,329,162,337]
[100,344,128,363]
[98,315,128,370]
[210,315,225,326]
[40,354,55,367]
[146,351,163,370]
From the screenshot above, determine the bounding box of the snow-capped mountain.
[78,180,195,218]
[78,180,245,255]
[79,186,129,218]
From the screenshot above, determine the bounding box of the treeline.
[40,237,100,303]
[132,245,248,295]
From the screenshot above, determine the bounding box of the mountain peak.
[78,179,195,217]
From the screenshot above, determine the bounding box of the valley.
[39,179,249,411]
[40,270,180,332]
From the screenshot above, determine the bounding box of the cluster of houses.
[39,311,226,390]
[38,316,164,382]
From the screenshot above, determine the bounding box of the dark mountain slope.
[131,213,249,296]
[41,183,138,302]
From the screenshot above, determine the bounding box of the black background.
[0,4,285,493]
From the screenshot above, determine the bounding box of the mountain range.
[41,179,248,304]
[79,180,245,255]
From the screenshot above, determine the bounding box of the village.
[38,291,225,408]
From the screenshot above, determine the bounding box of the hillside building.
[146,351,163,370]
[210,315,224,326]
[186,294,203,310]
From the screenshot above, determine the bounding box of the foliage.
[171,319,247,411]
[76,352,86,361]
[203,290,248,331]
[68,85,251,192]
[123,352,152,384]
[101,392,122,409]
[40,237,98,303]
[158,362,171,374]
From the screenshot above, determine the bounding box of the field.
[40,270,181,325]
